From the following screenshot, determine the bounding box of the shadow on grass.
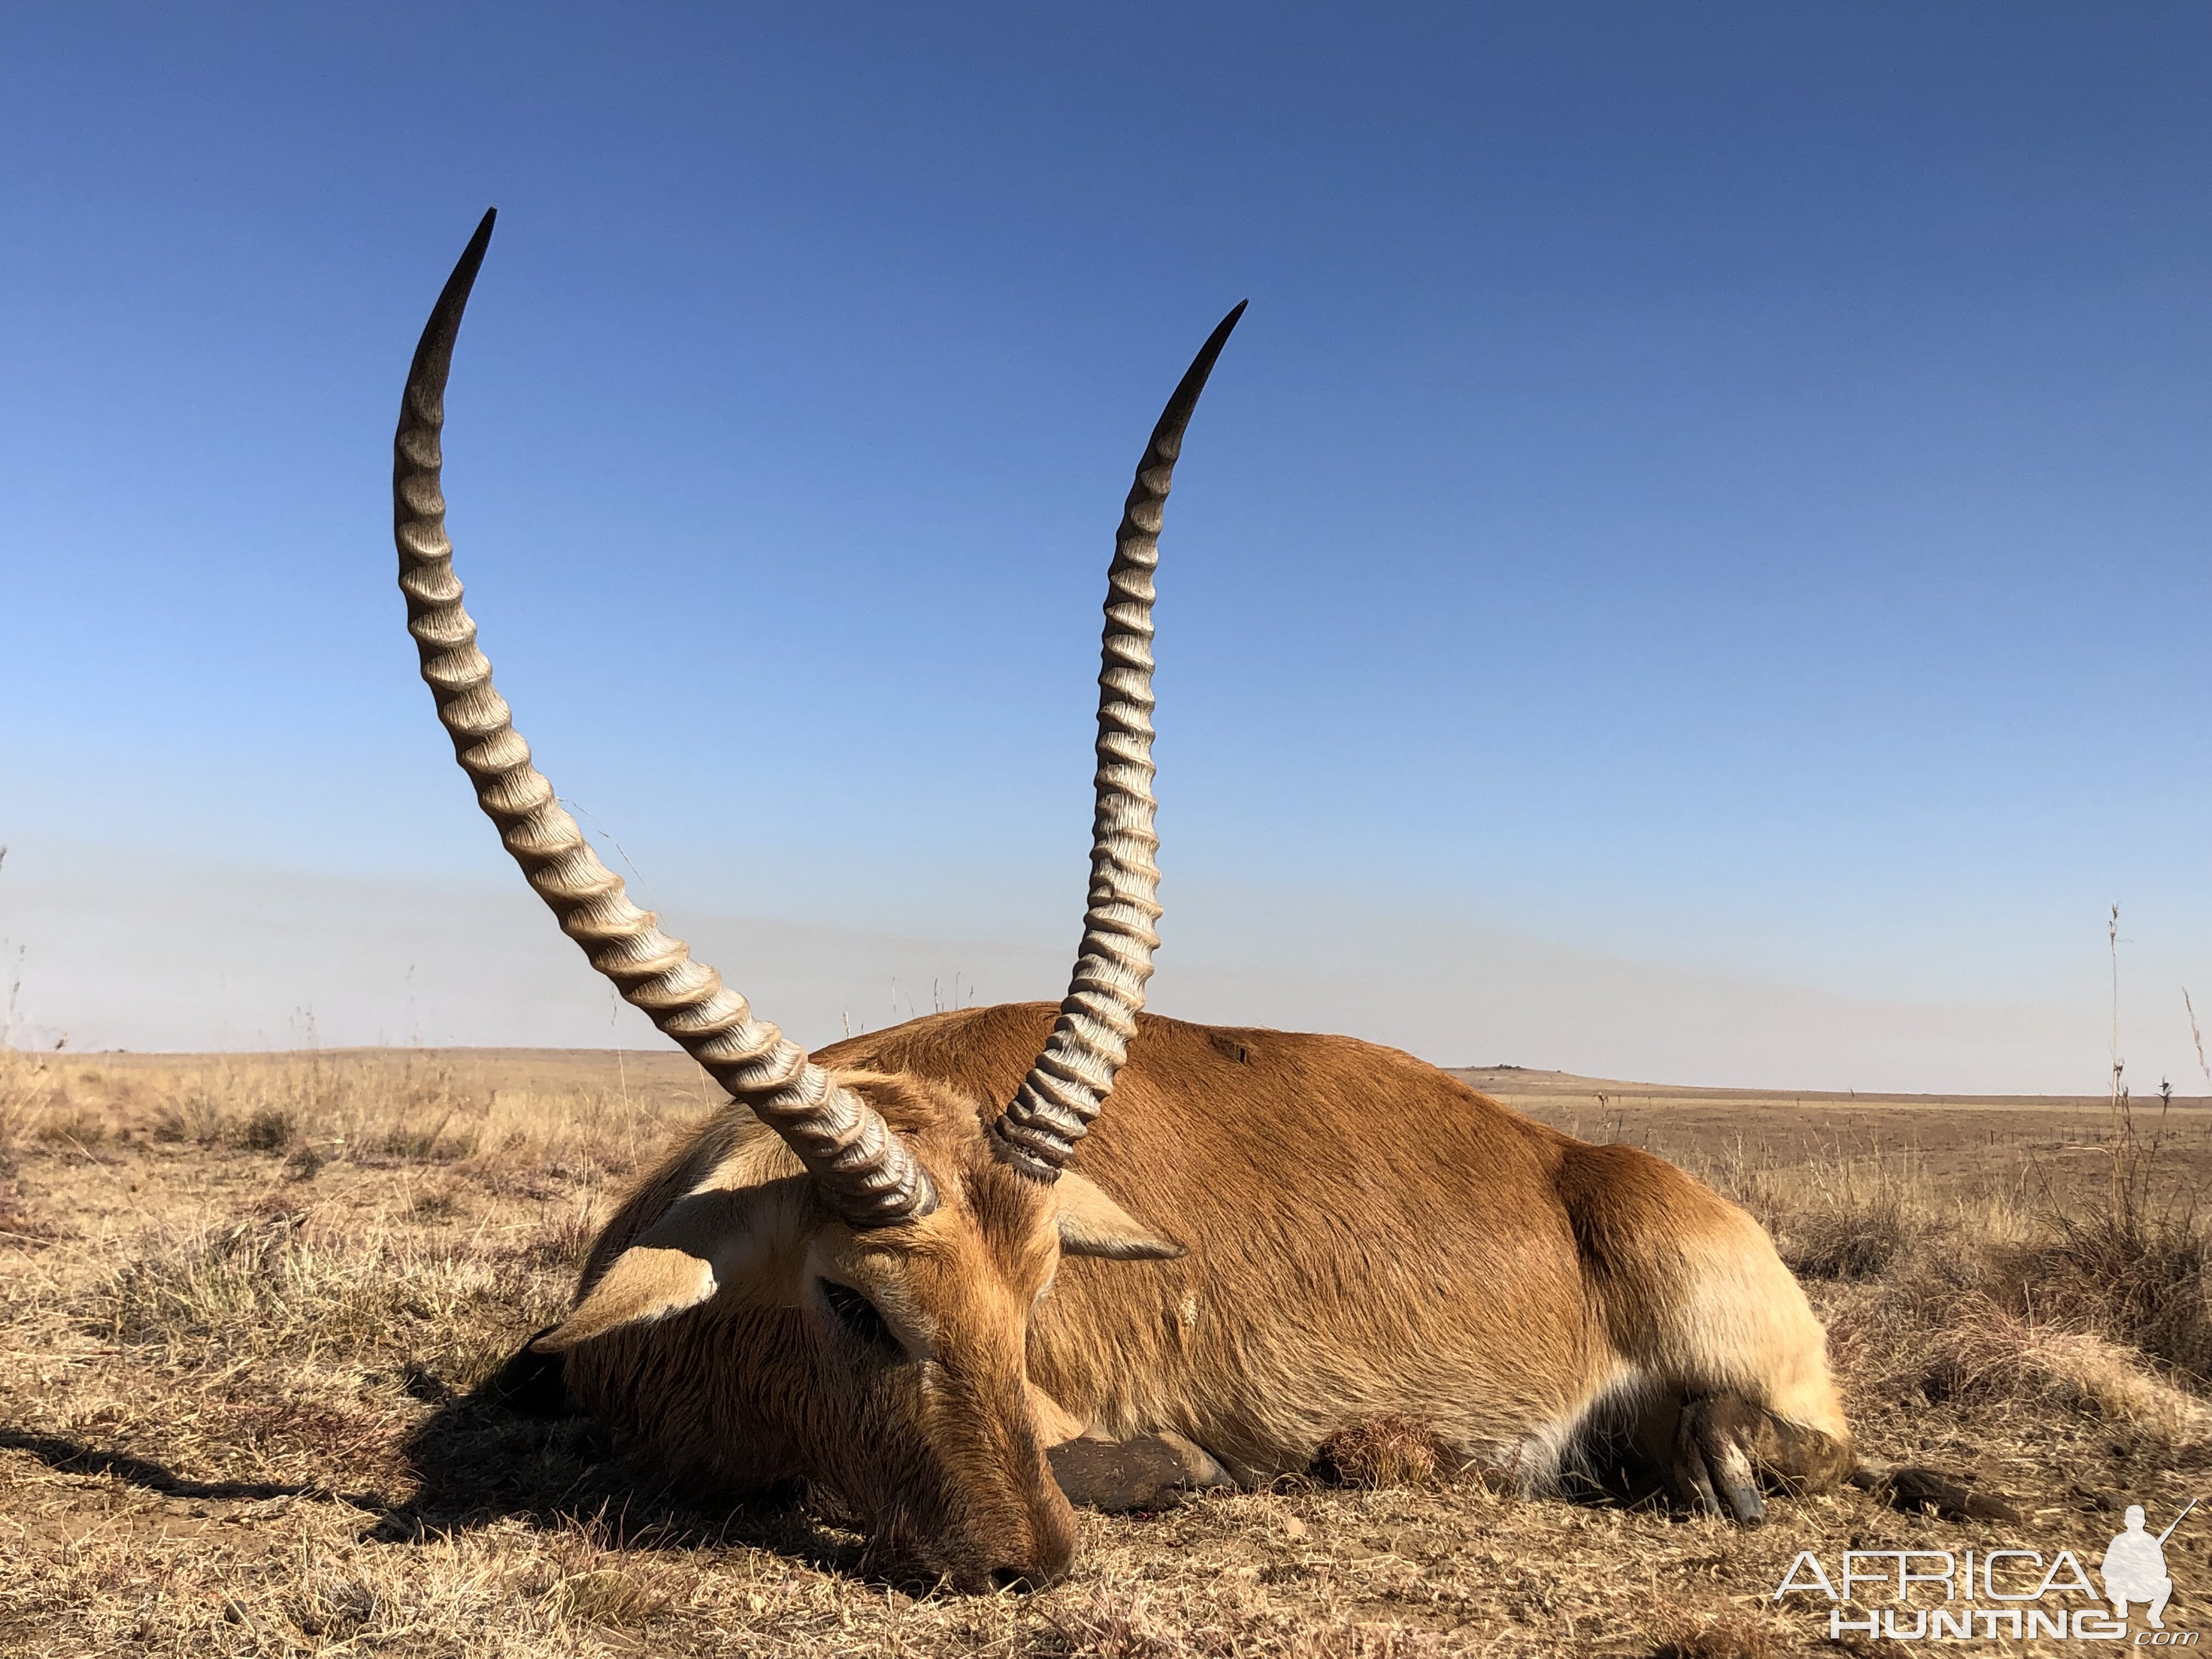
[0,1428,388,1509]
[379,1391,862,1576]
[0,1343,868,1581]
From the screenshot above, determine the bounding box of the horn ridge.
[992,301,1246,1181]
[392,211,936,1229]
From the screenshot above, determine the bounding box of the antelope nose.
[986,1530,1074,1593]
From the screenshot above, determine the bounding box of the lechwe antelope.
[393,212,1855,1592]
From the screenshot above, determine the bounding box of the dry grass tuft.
[1046,1581,1448,1657]
[32,1105,109,1149]
[1310,1417,1444,1490]
[238,1104,295,1152]
[109,1049,701,1176]
[1841,1286,2212,1444]
[1046,1583,1182,1658]
[1647,1600,1787,1659]
[1989,1208,2212,1385]
[1774,1194,1910,1282]
[1706,1141,1919,1282]
[0,1052,58,1156]
[83,1204,567,1397]
[531,1522,684,1630]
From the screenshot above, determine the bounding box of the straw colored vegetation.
[3,1046,2211,1656]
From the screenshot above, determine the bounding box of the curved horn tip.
[438,207,499,305]
[409,210,500,385]
[461,205,499,264]
[1155,301,1248,430]
[1194,298,1248,362]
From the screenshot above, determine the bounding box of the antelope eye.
[819,1278,901,1357]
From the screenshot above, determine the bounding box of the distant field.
[1459,1064,2212,1202]
[3,1044,2209,1656]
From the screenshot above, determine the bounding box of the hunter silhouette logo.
[1774,1496,2200,1644]
[2103,1499,2193,1630]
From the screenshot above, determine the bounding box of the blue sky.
[3,5,2209,1090]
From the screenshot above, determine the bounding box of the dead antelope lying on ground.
[393,211,1856,1592]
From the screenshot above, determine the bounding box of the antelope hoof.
[1675,1395,1765,1526]
[1048,1433,1232,1513]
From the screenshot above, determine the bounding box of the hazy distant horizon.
[2,833,2151,1098]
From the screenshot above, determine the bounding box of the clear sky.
[3,4,2209,1092]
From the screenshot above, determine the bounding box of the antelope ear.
[533,1180,800,1352]
[1056,1172,1186,1261]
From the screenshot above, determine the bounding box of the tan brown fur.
[556,1003,1852,1585]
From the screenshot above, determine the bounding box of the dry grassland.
[4,1045,2212,1656]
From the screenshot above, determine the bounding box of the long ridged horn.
[991,302,1246,1180]
[393,210,935,1228]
